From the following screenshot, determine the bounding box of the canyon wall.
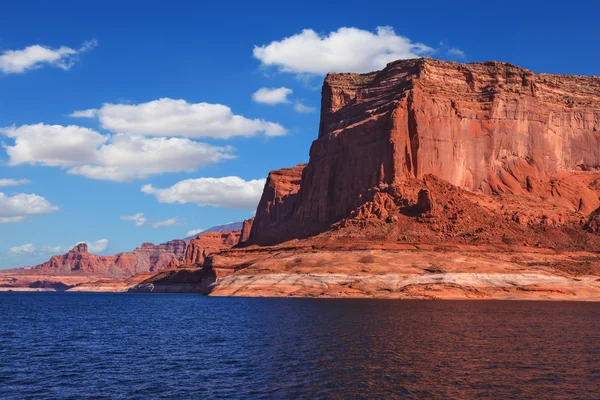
[248,58,600,245]
[182,231,241,266]
[248,165,306,244]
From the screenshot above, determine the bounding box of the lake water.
[1,293,599,399]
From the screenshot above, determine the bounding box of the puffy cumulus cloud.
[151,218,186,228]
[253,26,432,75]
[293,101,316,113]
[0,192,59,223]
[186,228,204,237]
[120,212,147,226]
[252,87,293,105]
[0,178,30,187]
[68,134,234,182]
[2,124,107,167]
[0,124,235,182]
[9,243,36,254]
[78,239,109,253]
[0,40,97,74]
[70,98,287,139]
[141,176,266,209]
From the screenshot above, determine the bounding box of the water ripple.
[1,293,599,399]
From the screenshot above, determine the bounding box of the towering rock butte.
[248,58,600,245]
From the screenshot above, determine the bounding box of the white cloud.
[70,98,287,139]
[121,213,185,229]
[79,40,98,53]
[69,109,97,118]
[9,243,36,254]
[0,40,97,74]
[41,245,65,254]
[447,47,465,59]
[253,88,317,113]
[293,101,316,113]
[78,239,109,253]
[0,192,59,223]
[39,239,106,255]
[252,87,293,105]
[1,124,235,182]
[142,176,266,209]
[0,178,30,187]
[152,218,186,228]
[186,228,204,237]
[2,124,107,167]
[120,212,147,226]
[253,26,432,75]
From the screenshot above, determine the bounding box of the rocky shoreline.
[5,243,600,301]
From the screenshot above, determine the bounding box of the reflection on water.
[1,293,599,399]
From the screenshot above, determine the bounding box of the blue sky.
[1,0,599,268]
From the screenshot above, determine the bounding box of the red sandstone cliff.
[240,217,254,243]
[248,166,305,244]
[247,58,600,246]
[182,231,241,266]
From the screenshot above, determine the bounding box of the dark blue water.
[1,294,600,399]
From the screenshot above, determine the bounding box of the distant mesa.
[7,221,250,280]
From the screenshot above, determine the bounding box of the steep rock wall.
[249,58,600,245]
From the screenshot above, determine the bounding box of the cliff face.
[248,58,600,245]
[29,240,188,278]
[248,165,306,244]
[182,231,241,266]
[240,217,254,243]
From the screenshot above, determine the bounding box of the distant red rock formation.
[29,240,188,278]
[182,231,241,266]
[247,58,600,246]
